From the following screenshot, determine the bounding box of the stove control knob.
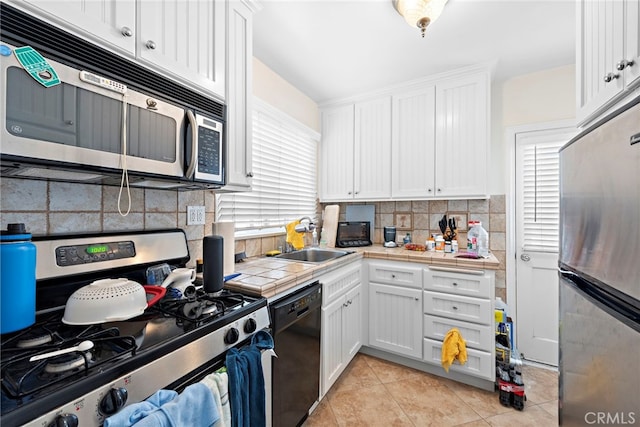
[225,327,240,344]
[100,387,128,415]
[244,318,257,334]
[48,413,79,427]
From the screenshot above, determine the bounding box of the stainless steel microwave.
[0,42,224,190]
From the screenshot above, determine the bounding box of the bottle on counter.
[403,233,411,245]
[467,221,489,257]
[435,236,445,252]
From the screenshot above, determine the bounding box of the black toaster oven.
[336,221,372,248]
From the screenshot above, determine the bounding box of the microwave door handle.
[185,110,197,179]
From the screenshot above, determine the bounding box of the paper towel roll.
[212,221,235,276]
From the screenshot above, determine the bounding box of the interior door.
[514,125,577,366]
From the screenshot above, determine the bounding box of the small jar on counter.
[452,240,459,253]
[435,236,445,252]
[444,240,452,253]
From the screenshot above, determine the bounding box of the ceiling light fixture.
[392,0,449,38]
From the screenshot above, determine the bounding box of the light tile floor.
[304,353,558,427]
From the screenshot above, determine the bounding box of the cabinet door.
[369,283,422,358]
[391,86,436,199]
[321,296,345,397]
[343,284,362,362]
[624,0,640,88]
[20,0,136,54]
[577,0,625,124]
[320,105,355,201]
[224,1,253,191]
[138,0,225,99]
[435,73,488,198]
[354,97,392,199]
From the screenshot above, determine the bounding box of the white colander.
[62,278,148,325]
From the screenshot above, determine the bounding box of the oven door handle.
[185,109,198,179]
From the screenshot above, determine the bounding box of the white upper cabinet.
[320,104,355,201]
[18,0,136,54]
[320,97,392,202]
[16,0,226,100]
[222,0,255,191]
[391,85,437,199]
[138,0,226,99]
[434,72,488,198]
[321,66,490,202]
[577,0,640,126]
[354,97,392,200]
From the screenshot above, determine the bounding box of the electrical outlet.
[187,206,206,225]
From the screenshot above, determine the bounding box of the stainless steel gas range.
[0,229,270,427]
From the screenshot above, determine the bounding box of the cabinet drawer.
[368,262,422,289]
[423,338,494,380]
[424,267,492,299]
[423,290,492,325]
[321,263,362,305]
[423,314,493,351]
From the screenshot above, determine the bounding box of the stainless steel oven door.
[1,44,186,178]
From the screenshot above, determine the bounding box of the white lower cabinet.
[368,261,423,359]
[320,264,362,397]
[423,267,495,381]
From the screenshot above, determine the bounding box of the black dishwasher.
[270,281,322,427]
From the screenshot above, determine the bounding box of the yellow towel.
[441,328,468,372]
[285,220,305,250]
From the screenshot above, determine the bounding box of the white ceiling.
[252,0,576,104]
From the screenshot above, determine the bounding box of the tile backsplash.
[0,178,214,268]
[0,178,506,299]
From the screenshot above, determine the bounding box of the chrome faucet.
[294,217,316,233]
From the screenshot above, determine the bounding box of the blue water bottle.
[1,223,36,334]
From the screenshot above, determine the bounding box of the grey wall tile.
[1,213,47,234]
[1,178,47,211]
[103,186,145,213]
[145,213,177,229]
[429,200,447,214]
[178,190,205,208]
[395,201,411,212]
[103,213,144,231]
[490,231,506,251]
[145,189,177,213]
[50,212,101,233]
[378,201,395,214]
[448,200,468,212]
[49,182,101,211]
[469,199,489,213]
[490,194,506,213]
[489,213,506,232]
[412,200,429,213]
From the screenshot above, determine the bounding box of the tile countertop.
[222,245,500,298]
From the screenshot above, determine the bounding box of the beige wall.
[489,64,576,195]
[253,58,320,132]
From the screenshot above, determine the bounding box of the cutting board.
[322,205,340,248]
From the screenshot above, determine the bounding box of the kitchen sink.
[275,248,352,263]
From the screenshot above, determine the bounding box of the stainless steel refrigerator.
[558,96,640,426]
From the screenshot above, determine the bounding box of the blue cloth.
[103,390,178,427]
[134,383,218,427]
[225,330,274,427]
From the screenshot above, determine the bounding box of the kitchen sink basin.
[275,248,352,263]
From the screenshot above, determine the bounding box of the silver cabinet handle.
[452,282,458,286]
[355,191,359,195]
[121,27,133,37]
[520,253,531,262]
[616,59,635,71]
[428,188,432,193]
[414,297,419,301]
[246,172,254,178]
[146,40,157,50]
[603,72,619,82]
[452,306,458,310]
[437,188,442,192]
[347,191,352,195]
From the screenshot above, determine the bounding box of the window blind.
[520,140,563,252]
[216,98,319,231]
